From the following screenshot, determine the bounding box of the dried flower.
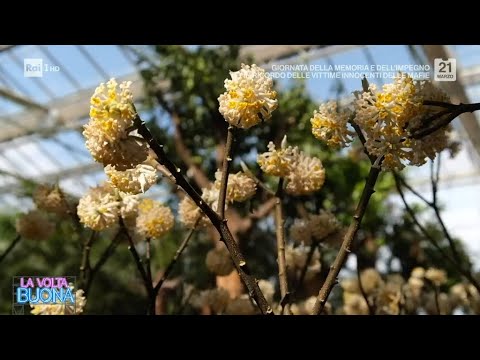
[425,267,447,287]
[33,184,69,216]
[258,280,275,304]
[359,268,384,295]
[225,294,257,315]
[205,245,234,276]
[16,210,55,241]
[290,210,339,245]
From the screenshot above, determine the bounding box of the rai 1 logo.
[12,276,76,315]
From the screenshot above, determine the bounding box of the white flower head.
[218,64,278,129]
[84,79,148,170]
[214,170,256,203]
[257,136,299,177]
[105,161,157,194]
[77,183,120,231]
[311,101,354,148]
[285,151,325,196]
[136,199,174,239]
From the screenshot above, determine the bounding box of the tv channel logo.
[24,58,43,77]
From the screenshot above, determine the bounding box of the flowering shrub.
[2,47,478,315]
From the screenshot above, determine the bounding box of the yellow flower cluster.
[218,64,278,129]
[310,101,354,148]
[105,160,158,194]
[257,137,325,195]
[77,183,120,231]
[257,136,298,177]
[354,74,452,170]
[213,170,256,203]
[136,199,174,239]
[84,79,148,170]
[285,150,325,195]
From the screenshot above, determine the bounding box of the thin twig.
[0,235,21,264]
[133,111,272,315]
[312,156,383,315]
[145,237,156,315]
[153,223,198,295]
[394,175,480,294]
[411,102,480,139]
[428,156,462,264]
[85,230,123,295]
[79,231,95,288]
[217,126,235,219]
[145,238,153,286]
[274,178,290,314]
[120,218,154,314]
[433,285,441,315]
[396,174,432,206]
[240,160,275,196]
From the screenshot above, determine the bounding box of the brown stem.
[396,174,432,206]
[433,285,441,315]
[429,156,462,264]
[133,112,272,315]
[411,102,480,139]
[394,174,480,294]
[312,156,383,315]
[146,238,153,286]
[274,178,290,314]
[153,224,197,295]
[85,230,123,296]
[120,218,154,314]
[79,231,95,288]
[0,235,21,264]
[217,126,235,220]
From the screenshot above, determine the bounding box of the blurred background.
[0,45,479,315]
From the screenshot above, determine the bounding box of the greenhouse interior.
[1,44,480,315]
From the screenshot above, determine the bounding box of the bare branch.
[133,111,272,315]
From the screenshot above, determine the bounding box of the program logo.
[12,276,76,315]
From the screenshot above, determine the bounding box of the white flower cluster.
[218,64,278,129]
[354,74,452,170]
[311,101,354,148]
[84,79,148,170]
[257,136,325,195]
